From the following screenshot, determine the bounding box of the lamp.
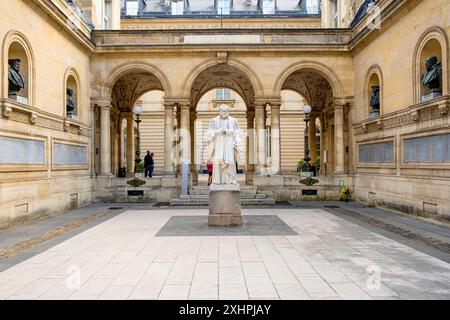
[133,102,143,173]
[303,103,312,172]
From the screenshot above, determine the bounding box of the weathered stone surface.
[208,190,242,226]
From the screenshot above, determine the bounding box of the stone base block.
[208,214,243,226]
[208,190,242,226]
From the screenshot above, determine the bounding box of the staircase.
[170,185,276,206]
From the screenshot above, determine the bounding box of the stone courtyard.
[1,206,450,300]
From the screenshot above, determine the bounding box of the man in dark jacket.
[144,151,154,178]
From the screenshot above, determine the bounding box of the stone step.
[190,185,257,191]
[189,189,257,198]
[169,197,276,206]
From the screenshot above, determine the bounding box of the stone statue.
[206,104,242,188]
[8,59,25,95]
[370,85,380,111]
[421,56,442,93]
[66,88,75,115]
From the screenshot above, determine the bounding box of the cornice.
[29,0,95,53]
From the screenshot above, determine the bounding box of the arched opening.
[7,41,30,104]
[194,88,248,184]
[367,71,381,118]
[280,68,334,175]
[188,63,256,185]
[136,90,165,175]
[95,69,165,177]
[413,28,448,103]
[419,39,443,102]
[278,90,308,174]
[66,74,78,118]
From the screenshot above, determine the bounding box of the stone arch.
[2,30,36,105]
[412,26,449,103]
[182,58,264,101]
[63,67,81,118]
[101,61,172,98]
[274,60,345,99]
[364,64,383,117]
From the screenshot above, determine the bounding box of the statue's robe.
[207,116,242,185]
[421,63,442,90]
[8,67,25,93]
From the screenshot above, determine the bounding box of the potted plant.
[297,160,313,177]
[339,186,353,202]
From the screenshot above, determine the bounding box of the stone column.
[90,105,97,177]
[126,114,135,175]
[319,113,326,175]
[100,105,112,176]
[347,103,354,174]
[175,105,181,174]
[246,110,255,184]
[334,103,345,174]
[309,114,317,164]
[180,104,191,163]
[190,112,198,184]
[164,103,175,175]
[270,103,281,175]
[255,104,266,175]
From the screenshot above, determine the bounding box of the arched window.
[413,27,448,103]
[3,31,34,106]
[64,68,80,118]
[364,65,382,119]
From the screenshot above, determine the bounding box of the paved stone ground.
[1,208,450,300]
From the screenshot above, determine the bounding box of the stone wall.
[0,0,93,229]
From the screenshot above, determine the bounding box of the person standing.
[207,160,213,186]
[150,152,155,177]
[144,151,153,178]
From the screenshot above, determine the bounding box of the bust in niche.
[8,58,26,96]
[66,88,75,117]
[421,56,442,94]
[368,85,380,118]
[370,85,380,111]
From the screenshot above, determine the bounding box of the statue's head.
[218,104,230,119]
[425,56,438,71]
[371,85,380,95]
[67,88,73,97]
[8,59,21,71]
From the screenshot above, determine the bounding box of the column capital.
[179,103,191,110]
[254,97,282,107]
[334,97,354,109]
[163,102,175,109]
[91,97,112,108]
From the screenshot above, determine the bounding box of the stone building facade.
[0,0,449,227]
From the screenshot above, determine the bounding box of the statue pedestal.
[8,94,28,105]
[421,90,442,102]
[208,184,242,226]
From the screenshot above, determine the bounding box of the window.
[172,0,184,15]
[218,0,231,15]
[216,88,230,100]
[306,0,320,14]
[331,0,339,28]
[262,0,275,14]
[103,0,111,29]
[126,0,139,15]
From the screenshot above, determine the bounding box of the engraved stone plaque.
[54,143,87,165]
[359,141,394,163]
[0,136,45,164]
[404,133,450,162]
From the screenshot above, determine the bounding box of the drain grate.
[108,207,124,210]
[324,205,340,208]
